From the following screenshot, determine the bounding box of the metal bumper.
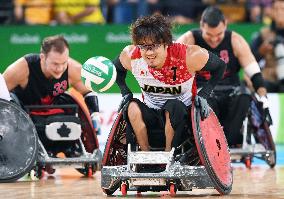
[37,149,102,168]
[101,163,214,191]
[230,144,274,160]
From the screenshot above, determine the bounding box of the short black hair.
[201,6,225,28]
[130,13,173,45]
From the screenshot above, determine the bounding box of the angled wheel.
[102,182,120,196]
[88,166,93,177]
[244,156,251,169]
[262,122,276,168]
[102,111,127,166]
[191,105,233,195]
[76,164,96,177]
[250,98,276,168]
[121,183,127,196]
[102,188,116,196]
[169,183,176,197]
[0,99,38,182]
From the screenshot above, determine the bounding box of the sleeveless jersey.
[131,43,195,109]
[192,29,241,87]
[13,54,69,105]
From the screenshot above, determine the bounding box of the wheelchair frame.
[25,94,102,178]
[101,105,232,196]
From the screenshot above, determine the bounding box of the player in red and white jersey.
[113,14,226,155]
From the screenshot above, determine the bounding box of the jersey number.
[53,80,68,96]
[171,67,177,81]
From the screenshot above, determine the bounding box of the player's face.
[137,39,168,69]
[41,48,69,79]
[201,21,226,49]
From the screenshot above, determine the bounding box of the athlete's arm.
[68,57,91,96]
[113,45,133,96]
[232,32,266,96]
[68,57,100,115]
[3,57,29,91]
[176,31,195,45]
[186,45,226,99]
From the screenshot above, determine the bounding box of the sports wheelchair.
[101,103,233,196]
[24,92,102,178]
[230,95,276,168]
[0,99,38,182]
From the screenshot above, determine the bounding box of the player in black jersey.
[3,35,101,134]
[177,6,268,147]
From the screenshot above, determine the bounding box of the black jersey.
[192,29,241,87]
[13,54,69,105]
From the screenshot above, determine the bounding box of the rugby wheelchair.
[0,98,38,182]
[24,92,102,178]
[101,101,233,196]
[230,94,276,169]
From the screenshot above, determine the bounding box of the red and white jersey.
[130,43,195,109]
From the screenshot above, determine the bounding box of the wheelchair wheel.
[244,156,252,169]
[102,187,118,196]
[191,105,233,195]
[121,183,127,196]
[0,99,38,182]
[169,183,177,196]
[250,97,276,168]
[101,111,127,196]
[262,122,276,168]
[102,111,127,166]
[76,164,97,177]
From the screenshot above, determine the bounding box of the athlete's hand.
[194,95,210,120]
[255,93,269,109]
[118,93,133,112]
[91,112,101,135]
[254,93,272,125]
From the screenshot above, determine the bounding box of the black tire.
[0,99,38,182]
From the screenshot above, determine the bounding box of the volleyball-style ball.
[81,56,117,92]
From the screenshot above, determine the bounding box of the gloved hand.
[254,94,272,125]
[118,93,133,112]
[254,93,269,109]
[91,112,101,135]
[194,95,210,120]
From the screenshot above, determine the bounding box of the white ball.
[81,56,117,92]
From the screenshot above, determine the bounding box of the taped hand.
[255,93,269,109]
[255,94,272,125]
[194,95,210,120]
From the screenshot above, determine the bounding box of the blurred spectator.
[14,0,54,25]
[246,0,272,23]
[54,0,105,24]
[0,0,14,24]
[215,0,247,23]
[150,0,206,24]
[104,0,150,24]
[251,0,284,92]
